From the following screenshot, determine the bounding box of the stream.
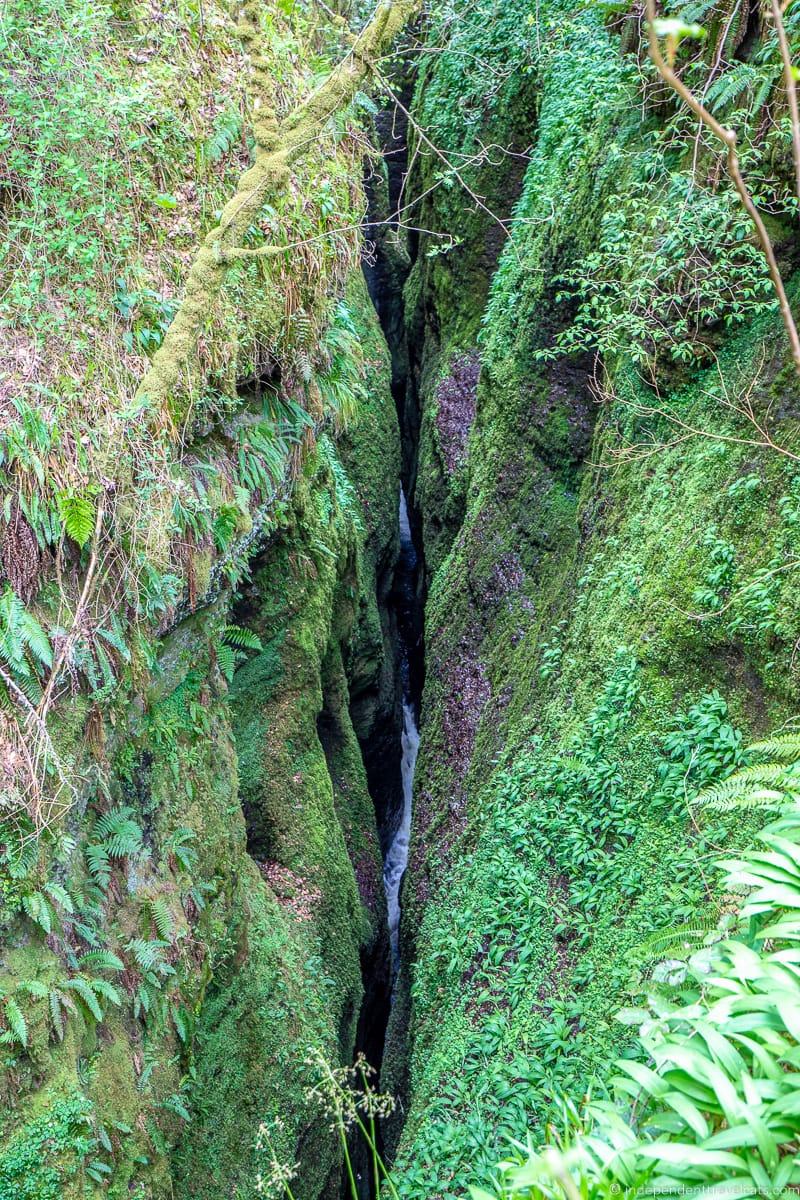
[383,488,420,974]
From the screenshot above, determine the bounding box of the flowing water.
[383,488,419,973]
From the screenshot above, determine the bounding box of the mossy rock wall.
[387,2,800,1194]
[0,279,400,1200]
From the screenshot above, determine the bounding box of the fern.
[87,806,147,884]
[705,61,780,116]
[56,491,95,549]
[89,978,122,1007]
[126,937,169,973]
[164,827,197,874]
[747,731,800,762]
[96,617,130,662]
[147,897,174,942]
[171,1003,192,1044]
[44,880,74,913]
[237,421,289,494]
[694,762,800,810]
[86,844,111,889]
[0,587,52,707]
[62,976,103,1022]
[17,979,48,1000]
[77,950,124,972]
[217,623,262,681]
[160,1092,191,1122]
[216,643,236,682]
[21,890,56,935]
[631,921,716,965]
[2,998,27,1047]
[212,502,240,552]
[222,624,261,651]
[86,1161,113,1184]
[49,987,77,1040]
[200,106,242,166]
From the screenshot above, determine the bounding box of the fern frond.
[89,978,122,1007]
[705,62,761,113]
[165,827,197,873]
[200,107,242,166]
[17,980,48,999]
[216,643,236,683]
[44,881,74,913]
[86,844,111,889]
[4,998,27,1047]
[77,950,124,973]
[61,976,103,1022]
[747,732,800,763]
[56,491,95,549]
[695,763,800,810]
[632,922,715,962]
[49,989,67,1039]
[21,891,54,935]
[222,624,262,651]
[147,898,174,942]
[126,938,168,972]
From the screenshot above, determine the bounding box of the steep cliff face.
[172,332,400,1198]
[0,2,403,1195]
[0,274,400,1200]
[385,1,800,1193]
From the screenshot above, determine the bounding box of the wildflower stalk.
[303,1048,401,1200]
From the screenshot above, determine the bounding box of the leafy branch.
[645,0,800,375]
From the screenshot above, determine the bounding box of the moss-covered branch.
[135,0,419,426]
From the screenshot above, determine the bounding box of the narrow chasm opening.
[344,485,425,1200]
[340,96,428,1195]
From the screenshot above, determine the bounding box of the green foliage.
[55,490,95,549]
[317,300,367,430]
[86,805,148,888]
[114,279,178,354]
[0,1090,97,1200]
[543,174,774,370]
[1,997,28,1048]
[691,526,737,612]
[0,586,52,708]
[164,826,198,874]
[491,739,800,1197]
[199,105,243,167]
[216,623,262,683]
[393,645,750,1196]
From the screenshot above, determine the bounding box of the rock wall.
[0,275,400,1200]
[385,1,800,1193]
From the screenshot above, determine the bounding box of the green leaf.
[56,491,95,549]
[4,998,27,1047]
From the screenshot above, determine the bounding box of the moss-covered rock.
[387,2,800,1194]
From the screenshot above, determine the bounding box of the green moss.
[171,293,399,1198]
[389,0,800,1194]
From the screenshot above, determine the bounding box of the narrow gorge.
[4,1,800,1198]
